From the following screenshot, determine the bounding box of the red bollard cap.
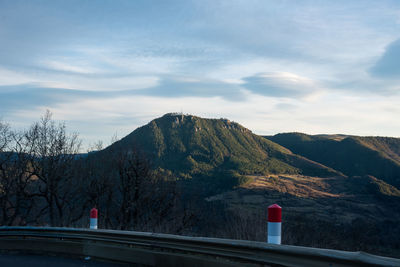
[268,204,282,222]
[90,208,98,219]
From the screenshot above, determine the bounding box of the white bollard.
[90,207,98,229]
[267,204,281,244]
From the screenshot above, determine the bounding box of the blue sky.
[1,0,400,148]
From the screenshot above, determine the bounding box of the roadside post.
[90,208,98,229]
[267,204,281,244]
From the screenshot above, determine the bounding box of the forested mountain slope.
[102,114,339,187]
[266,133,400,188]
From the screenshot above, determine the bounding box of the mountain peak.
[160,112,195,126]
[157,113,250,133]
[104,114,339,183]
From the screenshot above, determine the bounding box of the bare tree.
[0,121,11,153]
[114,147,151,230]
[87,140,104,153]
[81,151,116,229]
[0,120,15,225]
[1,115,193,232]
[0,121,38,225]
[23,110,82,226]
[88,144,184,232]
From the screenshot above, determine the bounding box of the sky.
[1,0,400,148]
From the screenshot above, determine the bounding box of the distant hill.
[101,114,339,192]
[93,114,400,257]
[266,133,400,188]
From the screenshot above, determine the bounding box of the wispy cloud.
[42,60,99,74]
[242,72,323,99]
[1,0,400,146]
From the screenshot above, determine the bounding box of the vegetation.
[0,112,83,226]
[266,133,400,188]
[104,114,338,195]
[1,113,400,258]
[0,112,188,232]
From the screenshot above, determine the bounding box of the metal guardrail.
[0,227,399,267]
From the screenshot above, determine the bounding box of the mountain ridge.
[91,113,400,257]
[101,113,340,188]
[266,132,400,188]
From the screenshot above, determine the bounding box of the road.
[0,253,130,267]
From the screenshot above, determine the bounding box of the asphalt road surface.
[0,253,131,266]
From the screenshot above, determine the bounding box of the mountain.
[94,114,400,257]
[266,133,400,188]
[103,114,340,191]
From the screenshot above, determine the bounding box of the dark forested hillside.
[266,133,400,188]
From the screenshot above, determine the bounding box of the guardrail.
[0,227,399,266]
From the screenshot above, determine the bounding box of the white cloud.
[0,68,36,86]
[43,60,99,74]
[46,75,160,91]
[0,65,160,92]
[2,0,400,147]
[99,54,179,74]
[6,88,400,151]
[242,72,325,100]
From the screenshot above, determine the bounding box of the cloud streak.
[242,72,323,99]
[1,0,400,146]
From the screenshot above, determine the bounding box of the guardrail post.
[267,204,281,244]
[90,208,98,229]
